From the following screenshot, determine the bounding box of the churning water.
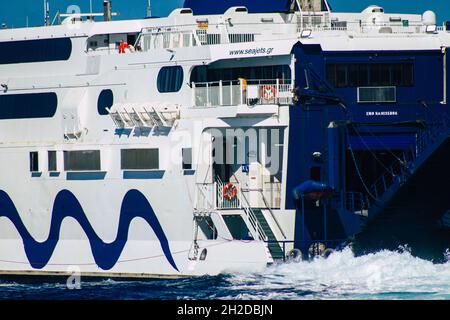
[0,247,449,300]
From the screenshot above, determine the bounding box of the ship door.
[212,134,233,183]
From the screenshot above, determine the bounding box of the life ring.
[223,183,238,201]
[261,85,277,101]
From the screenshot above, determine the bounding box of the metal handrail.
[239,187,268,242]
[257,189,287,239]
[369,119,450,201]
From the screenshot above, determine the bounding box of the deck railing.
[192,80,294,108]
[195,181,282,211]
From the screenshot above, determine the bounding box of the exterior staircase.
[365,119,450,221]
[252,209,285,260]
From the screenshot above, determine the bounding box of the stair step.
[252,209,285,260]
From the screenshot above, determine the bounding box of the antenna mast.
[103,0,112,21]
[44,0,50,26]
[147,0,152,18]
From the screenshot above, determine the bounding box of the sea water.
[0,247,449,300]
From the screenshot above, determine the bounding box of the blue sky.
[0,0,449,28]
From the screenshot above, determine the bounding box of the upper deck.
[0,3,448,146]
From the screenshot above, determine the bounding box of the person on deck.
[118,40,130,54]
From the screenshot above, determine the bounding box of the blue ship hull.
[285,42,450,260]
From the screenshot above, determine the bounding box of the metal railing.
[136,25,258,52]
[258,186,287,239]
[195,183,216,212]
[238,185,268,242]
[297,16,447,35]
[192,79,293,108]
[369,160,407,200]
[416,119,450,156]
[368,119,450,201]
[215,180,241,210]
[195,181,279,241]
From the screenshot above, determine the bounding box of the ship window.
[326,63,414,88]
[97,89,114,115]
[0,38,72,65]
[64,150,101,171]
[30,152,39,172]
[157,66,184,93]
[182,148,192,170]
[121,149,159,170]
[48,151,57,172]
[336,65,348,87]
[190,65,291,84]
[358,87,396,103]
[0,93,57,120]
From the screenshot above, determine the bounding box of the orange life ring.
[223,183,238,201]
[261,85,277,100]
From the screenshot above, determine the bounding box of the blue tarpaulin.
[183,0,293,15]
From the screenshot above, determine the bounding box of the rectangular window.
[336,65,348,87]
[326,64,336,86]
[326,63,414,88]
[64,150,101,171]
[348,64,359,87]
[190,65,292,84]
[30,152,39,172]
[182,148,193,170]
[48,151,57,172]
[358,87,397,103]
[0,38,72,65]
[121,149,159,170]
[401,63,414,86]
[358,64,370,87]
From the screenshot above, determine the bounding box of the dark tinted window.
[121,149,159,170]
[190,65,291,83]
[182,148,192,170]
[326,63,414,88]
[0,93,57,120]
[97,90,114,115]
[157,66,184,93]
[30,152,39,172]
[0,38,72,65]
[64,151,101,171]
[48,151,57,172]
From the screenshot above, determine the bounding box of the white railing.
[140,28,199,51]
[195,181,283,242]
[215,180,241,210]
[196,181,281,211]
[136,26,258,52]
[192,80,293,108]
[195,183,216,213]
[297,16,448,35]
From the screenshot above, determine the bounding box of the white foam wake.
[225,247,450,300]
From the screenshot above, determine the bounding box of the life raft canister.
[261,85,277,101]
[223,183,238,201]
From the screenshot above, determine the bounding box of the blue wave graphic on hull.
[0,190,179,271]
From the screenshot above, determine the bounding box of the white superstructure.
[0,1,449,278]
